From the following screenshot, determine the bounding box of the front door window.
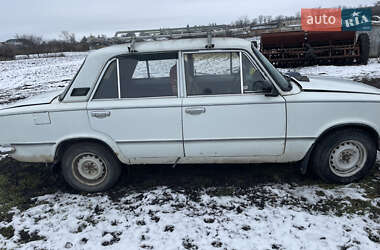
[184,52,241,96]
[184,51,267,96]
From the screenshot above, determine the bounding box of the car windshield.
[251,46,292,91]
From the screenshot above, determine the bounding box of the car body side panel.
[182,95,286,157]
[10,144,56,163]
[0,102,89,145]
[284,92,380,159]
[0,102,127,163]
[2,92,380,164]
[87,98,184,163]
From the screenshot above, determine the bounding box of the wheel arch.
[54,137,127,164]
[300,123,379,174]
[314,123,379,148]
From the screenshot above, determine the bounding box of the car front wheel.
[311,129,376,183]
[61,142,122,192]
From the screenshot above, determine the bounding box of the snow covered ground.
[0,52,86,106]
[0,54,379,249]
[2,184,379,250]
[280,58,380,81]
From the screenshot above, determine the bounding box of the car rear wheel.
[311,129,376,183]
[61,142,121,192]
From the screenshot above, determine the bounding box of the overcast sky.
[0,0,377,41]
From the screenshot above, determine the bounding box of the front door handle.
[91,111,111,118]
[185,107,206,115]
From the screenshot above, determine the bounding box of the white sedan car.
[0,37,379,192]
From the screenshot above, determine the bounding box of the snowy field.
[0,52,86,106]
[280,58,380,81]
[0,54,379,249]
[3,183,379,250]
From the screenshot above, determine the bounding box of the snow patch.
[282,59,380,81]
[1,188,378,250]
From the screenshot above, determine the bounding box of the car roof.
[63,37,252,103]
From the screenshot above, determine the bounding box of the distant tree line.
[0,11,302,61]
[0,31,92,60]
[230,13,301,28]
[0,45,15,61]
[0,31,122,61]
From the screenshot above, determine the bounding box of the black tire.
[61,142,122,192]
[358,33,370,65]
[311,129,376,184]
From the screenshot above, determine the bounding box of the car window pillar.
[116,58,121,99]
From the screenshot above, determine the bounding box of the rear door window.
[119,53,178,98]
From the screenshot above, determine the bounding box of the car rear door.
[181,50,286,157]
[87,52,184,163]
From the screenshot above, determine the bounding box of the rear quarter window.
[93,60,118,99]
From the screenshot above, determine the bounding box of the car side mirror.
[254,80,279,97]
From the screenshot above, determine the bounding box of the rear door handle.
[91,111,111,118]
[185,107,206,115]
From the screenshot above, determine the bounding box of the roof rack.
[115,25,252,52]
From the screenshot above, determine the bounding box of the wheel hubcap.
[72,153,107,186]
[329,140,367,177]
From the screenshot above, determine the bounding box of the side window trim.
[89,58,119,101]
[239,51,244,94]
[182,50,273,97]
[241,51,269,82]
[178,51,186,98]
[182,50,245,98]
[146,61,150,78]
[119,52,179,99]
[117,58,121,99]
[241,51,269,94]
[90,50,272,101]
[248,47,284,94]
[90,53,181,101]
[239,51,279,95]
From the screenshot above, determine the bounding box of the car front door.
[181,50,286,157]
[87,52,184,163]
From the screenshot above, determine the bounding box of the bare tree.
[15,34,43,46]
[60,31,76,43]
[233,16,251,27]
[275,15,285,21]
[251,18,258,25]
[0,45,15,60]
[258,15,264,24]
[14,34,43,57]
